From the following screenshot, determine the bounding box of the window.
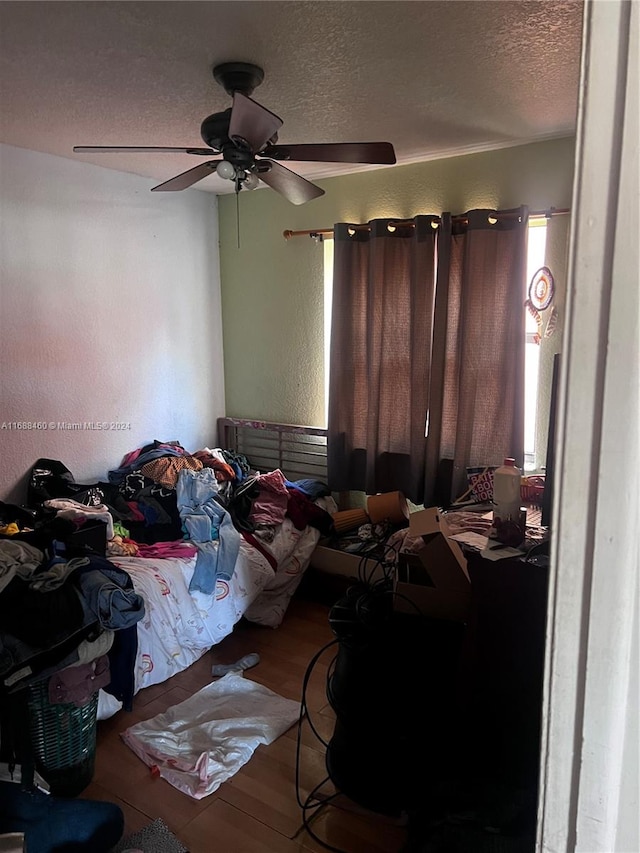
[323,237,334,427]
[323,220,548,463]
[524,221,548,470]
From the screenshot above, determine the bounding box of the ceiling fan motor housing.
[222,144,254,170]
[212,62,264,97]
[200,109,232,151]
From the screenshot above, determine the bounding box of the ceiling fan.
[73,62,397,205]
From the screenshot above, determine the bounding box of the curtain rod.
[282,207,571,240]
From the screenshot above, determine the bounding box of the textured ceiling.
[0,1,583,196]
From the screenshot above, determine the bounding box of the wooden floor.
[82,595,408,853]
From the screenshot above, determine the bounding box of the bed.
[74,421,332,719]
[0,422,336,720]
[97,502,334,719]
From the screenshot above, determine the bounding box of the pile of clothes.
[0,539,145,709]
[1,439,335,600]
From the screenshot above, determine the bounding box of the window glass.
[323,238,334,427]
[525,222,548,467]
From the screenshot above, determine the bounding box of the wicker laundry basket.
[26,678,98,797]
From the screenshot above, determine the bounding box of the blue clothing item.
[73,556,145,630]
[284,478,332,500]
[183,512,214,542]
[229,461,245,482]
[71,557,143,708]
[104,623,138,711]
[176,468,240,595]
[0,782,124,852]
[107,445,186,485]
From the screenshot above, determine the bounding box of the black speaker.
[325,590,464,815]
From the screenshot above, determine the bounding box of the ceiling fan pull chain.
[236,185,241,250]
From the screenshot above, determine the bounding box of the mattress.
[98,498,335,719]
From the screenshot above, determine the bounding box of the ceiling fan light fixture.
[243,171,259,190]
[216,160,236,180]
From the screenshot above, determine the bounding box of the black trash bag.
[0,500,40,528]
[27,459,95,507]
[28,460,135,529]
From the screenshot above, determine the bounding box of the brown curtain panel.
[424,207,529,505]
[327,216,439,500]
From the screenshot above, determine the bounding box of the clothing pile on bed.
[2,441,334,595]
[0,441,336,724]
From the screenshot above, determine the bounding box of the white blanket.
[121,672,300,799]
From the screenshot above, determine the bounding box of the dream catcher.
[525,266,559,344]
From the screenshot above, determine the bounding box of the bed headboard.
[217,418,328,484]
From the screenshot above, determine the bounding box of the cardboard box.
[309,541,389,584]
[395,507,470,622]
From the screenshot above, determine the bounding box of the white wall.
[0,144,225,502]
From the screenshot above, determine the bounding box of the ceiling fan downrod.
[212,62,265,97]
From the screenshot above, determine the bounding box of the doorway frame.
[537,2,638,851]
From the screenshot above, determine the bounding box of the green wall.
[218,137,576,427]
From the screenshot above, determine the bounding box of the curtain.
[327,216,439,501]
[424,207,529,504]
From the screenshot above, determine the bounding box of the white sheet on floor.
[97,497,336,721]
[120,672,301,799]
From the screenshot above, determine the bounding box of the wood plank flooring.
[82,596,408,853]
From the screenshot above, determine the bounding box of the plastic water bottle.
[493,458,522,524]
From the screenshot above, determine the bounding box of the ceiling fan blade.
[229,92,283,153]
[150,160,221,192]
[73,146,215,155]
[261,141,396,164]
[257,160,324,205]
